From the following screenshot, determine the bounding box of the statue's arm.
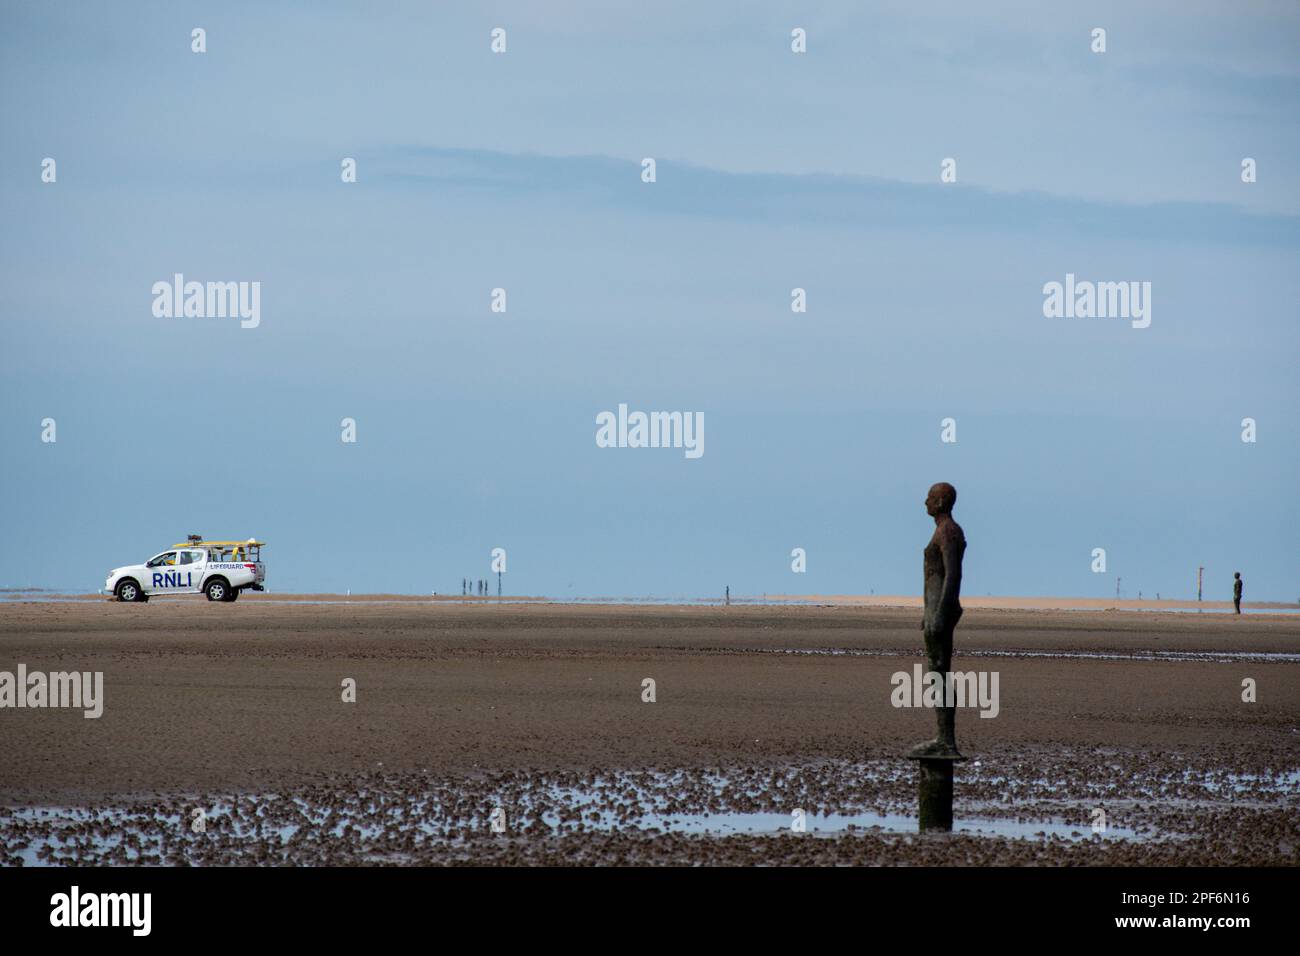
[940,535,963,611]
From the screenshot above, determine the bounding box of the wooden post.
[909,754,965,831]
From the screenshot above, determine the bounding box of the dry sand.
[0,600,1295,865]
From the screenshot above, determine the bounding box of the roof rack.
[172,537,266,549]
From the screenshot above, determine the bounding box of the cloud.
[367,145,1300,246]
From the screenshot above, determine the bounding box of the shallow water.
[759,647,1300,664]
[536,804,1143,841]
[3,589,1297,615]
[4,770,1164,867]
[4,807,1141,866]
[9,750,1293,865]
[1107,607,1299,616]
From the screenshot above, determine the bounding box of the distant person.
[1233,572,1243,615]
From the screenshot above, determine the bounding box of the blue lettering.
[152,573,162,587]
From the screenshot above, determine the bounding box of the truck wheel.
[115,579,145,603]
[225,587,240,602]
[205,578,230,602]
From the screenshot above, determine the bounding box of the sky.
[1,1,1297,599]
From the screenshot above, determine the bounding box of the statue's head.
[925,482,957,517]
[1234,571,1241,579]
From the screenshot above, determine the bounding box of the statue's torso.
[923,520,966,630]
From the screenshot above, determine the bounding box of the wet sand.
[0,601,1295,865]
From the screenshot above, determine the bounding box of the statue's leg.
[923,626,957,752]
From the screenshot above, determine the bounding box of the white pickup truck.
[105,538,266,602]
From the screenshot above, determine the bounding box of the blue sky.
[2,1,1297,599]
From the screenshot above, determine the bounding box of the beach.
[0,599,1294,864]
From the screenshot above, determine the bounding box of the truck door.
[176,549,206,593]
[144,551,180,593]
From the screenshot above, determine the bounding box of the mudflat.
[0,600,1295,865]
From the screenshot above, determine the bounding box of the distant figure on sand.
[910,482,967,759]
[1233,572,1243,615]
